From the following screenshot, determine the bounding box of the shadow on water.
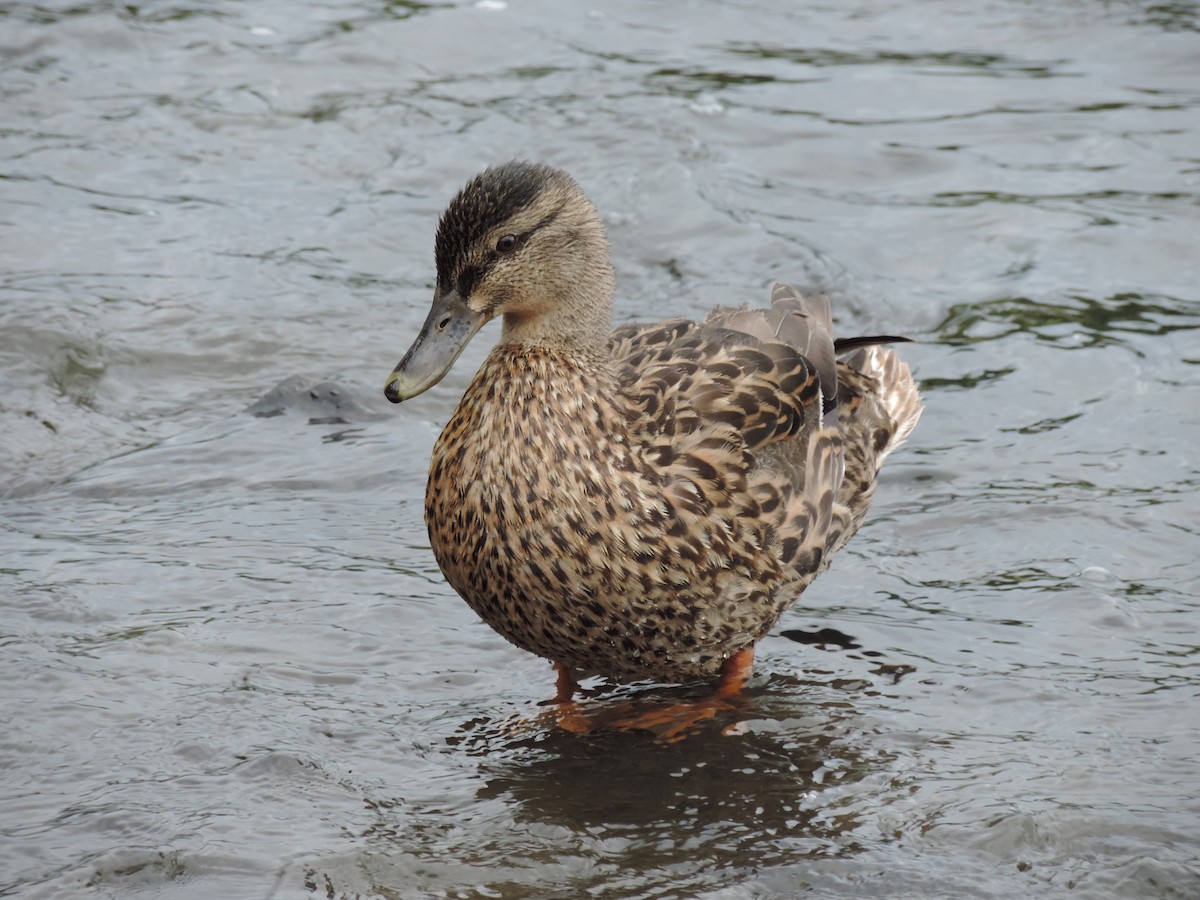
[317,636,915,898]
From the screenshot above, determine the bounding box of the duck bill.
[384,289,487,403]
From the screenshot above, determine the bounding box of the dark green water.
[2,1,1198,897]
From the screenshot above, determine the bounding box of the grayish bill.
[384,289,487,403]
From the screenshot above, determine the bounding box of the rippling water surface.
[3,1,1199,897]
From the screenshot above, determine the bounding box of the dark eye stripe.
[527,201,565,236]
[453,200,569,298]
[455,266,481,297]
[492,202,565,259]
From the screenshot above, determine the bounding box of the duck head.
[385,161,615,403]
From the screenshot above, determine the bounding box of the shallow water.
[2,1,1199,897]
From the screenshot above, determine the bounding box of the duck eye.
[496,234,518,254]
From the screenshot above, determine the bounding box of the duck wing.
[606,284,920,589]
[608,289,844,587]
[611,316,825,457]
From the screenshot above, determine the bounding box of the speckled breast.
[422,348,782,681]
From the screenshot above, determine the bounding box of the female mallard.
[385,161,921,709]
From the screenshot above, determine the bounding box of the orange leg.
[544,661,590,734]
[553,661,579,703]
[714,645,755,698]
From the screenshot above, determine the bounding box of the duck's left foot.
[606,646,756,743]
[544,646,756,744]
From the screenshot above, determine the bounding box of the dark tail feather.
[834,335,914,354]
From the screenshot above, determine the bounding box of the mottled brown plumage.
[385,161,922,687]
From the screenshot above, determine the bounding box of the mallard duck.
[385,161,921,708]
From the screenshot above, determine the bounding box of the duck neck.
[499,265,616,358]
